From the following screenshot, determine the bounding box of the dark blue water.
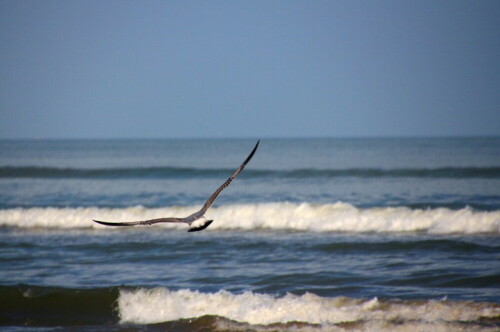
[0,138,499,331]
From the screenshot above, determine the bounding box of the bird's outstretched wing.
[187,140,260,221]
[93,217,182,227]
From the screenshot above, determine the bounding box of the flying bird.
[93,140,260,232]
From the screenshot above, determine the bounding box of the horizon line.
[0,134,499,141]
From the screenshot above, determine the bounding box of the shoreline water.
[1,138,498,330]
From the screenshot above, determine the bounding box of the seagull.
[93,140,259,232]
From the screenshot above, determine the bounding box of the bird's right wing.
[93,217,183,227]
[188,140,260,221]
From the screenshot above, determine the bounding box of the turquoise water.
[0,138,499,331]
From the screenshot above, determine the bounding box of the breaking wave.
[0,202,498,234]
[118,287,500,330]
[3,285,499,330]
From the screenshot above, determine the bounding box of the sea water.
[0,138,499,331]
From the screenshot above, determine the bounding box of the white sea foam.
[118,287,500,329]
[0,202,499,234]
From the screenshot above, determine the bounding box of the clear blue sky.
[0,0,498,139]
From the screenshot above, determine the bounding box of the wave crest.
[118,287,500,327]
[0,202,498,234]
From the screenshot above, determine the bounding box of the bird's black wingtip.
[93,220,109,226]
[93,219,130,227]
[245,140,260,162]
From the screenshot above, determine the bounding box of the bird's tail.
[188,220,213,232]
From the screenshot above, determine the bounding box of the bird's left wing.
[93,217,183,227]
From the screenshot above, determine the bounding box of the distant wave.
[1,165,499,179]
[1,202,498,234]
[3,285,498,329]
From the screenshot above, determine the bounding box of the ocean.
[0,138,499,331]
